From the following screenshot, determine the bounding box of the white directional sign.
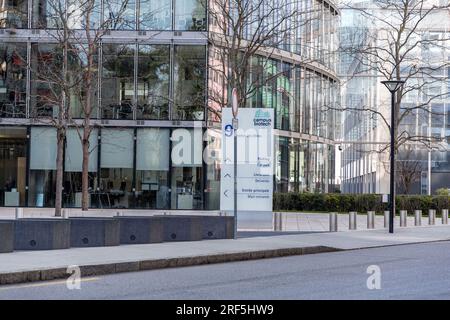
[220,108,274,212]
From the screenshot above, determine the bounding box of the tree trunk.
[81,129,90,211]
[55,128,65,217]
[81,8,93,211]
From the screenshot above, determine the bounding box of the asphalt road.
[1,241,450,300]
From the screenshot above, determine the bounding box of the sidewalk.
[1,224,450,285]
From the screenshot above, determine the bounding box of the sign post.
[231,88,239,240]
[221,106,274,233]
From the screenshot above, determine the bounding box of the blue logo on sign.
[224,124,233,137]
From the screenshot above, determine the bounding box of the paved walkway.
[1,224,450,284]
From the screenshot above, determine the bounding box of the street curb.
[0,245,339,285]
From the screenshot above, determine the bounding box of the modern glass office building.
[339,1,450,195]
[0,0,340,210]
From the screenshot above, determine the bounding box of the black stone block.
[14,218,70,250]
[160,215,203,242]
[117,216,164,244]
[70,217,120,247]
[200,216,234,239]
[0,221,14,253]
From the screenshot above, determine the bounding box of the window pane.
[99,129,134,209]
[101,44,135,120]
[0,127,27,207]
[30,43,64,118]
[30,126,57,170]
[104,0,136,30]
[0,43,27,118]
[173,45,206,120]
[29,126,57,206]
[32,0,65,28]
[135,128,170,209]
[170,167,203,209]
[171,128,203,167]
[139,0,171,30]
[174,0,206,31]
[0,0,28,28]
[136,45,169,120]
[68,44,99,118]
[136,128,169,171]
[100,128,134,168]
[67,0,101,29]
[65,128,98,172]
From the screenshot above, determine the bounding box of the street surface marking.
[0,277,100,290]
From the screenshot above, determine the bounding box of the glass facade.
[173,45,206,120]
[340,6,450,195]
[0,0,340,209]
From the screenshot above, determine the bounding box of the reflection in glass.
[0,127,27,206]
[174,0,206,31]
[171,167,203,209]
[0,43,27,118]
[275,136,289,192]
[104,0,136,30]
[99,129,133,208]
[173,45,206,120]
[32,0,65,28]
[0,0,28,28]
[30,43,64,118]
[135,128,170,209]
[29,127,57,207]
[68,44,99,118]
[101,44,135,119]
[136,45,170,120]
[171,128,203,209]
[66,0,101,29]
[64,128,98,207]
[139,0,171,30]
[205,129,220,210]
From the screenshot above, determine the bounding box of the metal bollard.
[349,211,357,230]
[414,210,422,226]
[62,209,69,219]
[367,211,375,229]
[429,209,436,225]
[384,211,389,228]
[273,212,282,231]
[329,212,338,232]
[15,207,23,219]
[400,210,407,227]
[442,209,448,225]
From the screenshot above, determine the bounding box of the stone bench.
[14,218,70,250]
[70,217,120,247]
[199,215,234,239]
[117,216,164,244]
[0,221,14,253]
[159,215,203,242]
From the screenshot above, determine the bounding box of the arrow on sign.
[223,190,230,197]
[224,173,231,178]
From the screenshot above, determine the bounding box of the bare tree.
[385,145,424,194]
[337,0,450,195]
[64,0,133,211]
[338,0,450,153]
[207,0,317,120]
[28,0,132,214]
